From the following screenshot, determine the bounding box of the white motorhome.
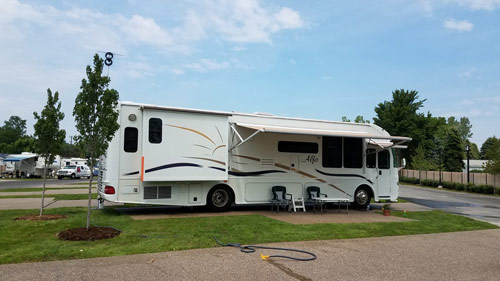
[98,102,410,211]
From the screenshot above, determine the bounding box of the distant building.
[463,159,488,172]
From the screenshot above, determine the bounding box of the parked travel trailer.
[3,153,63,177]
[98,102,410,211]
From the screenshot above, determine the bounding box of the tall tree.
[447,116,473,142]
[466,140,480,160]
[443,128,465,172]
[411,144,436,171]
[484,140,500,175]
[0,116,28,152]
[73,54,119,230]
[33,89,66,216]
[373,89,442,162]
[480,137,499,160]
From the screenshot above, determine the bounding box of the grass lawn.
[0,187,90,192]
[0,194,98,200]
[0,207,496,265]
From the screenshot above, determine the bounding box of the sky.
[1,0,499,147]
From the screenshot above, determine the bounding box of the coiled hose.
[213,237,317,261]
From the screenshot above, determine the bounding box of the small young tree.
[33,89,66,216]
[73,54,119,229]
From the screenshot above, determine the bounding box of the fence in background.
[400,169,500,187]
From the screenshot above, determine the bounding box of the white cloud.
[232,46,247,51]
[450,0,500,10]
[199,0,305,43]
[444,18,474,32]
[182,59,231,72]
[458,71,471,79]
[121,15,172,46]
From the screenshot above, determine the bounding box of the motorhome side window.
[322,136,342,168]
[149,118,162,143]
[278,141,318,153]
[124,127,138,153]
[366,148,376,168]
[378,150,390,169]
[344,137,362,168]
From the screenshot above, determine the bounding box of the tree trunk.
[86,158,94,230]
[39,163,47,216]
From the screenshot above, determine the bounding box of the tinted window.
[278,141,318,153]
[344,137,362,168]
[124,127,138,153]
[322,137,342,168]
[149,118,162,143]
[366,149,376,168]
[378,150,390,169]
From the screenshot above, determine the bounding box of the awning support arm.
[230,124,262,151]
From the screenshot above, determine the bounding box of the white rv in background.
[98,102,410,211]
[3,153,63,177]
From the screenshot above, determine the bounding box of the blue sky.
[1,0,499,147]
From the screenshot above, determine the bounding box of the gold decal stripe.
[212,145,227,155]
[194,144,211,150]
[274,163,291,171]
[168,124,215,145]
[185,156,226,166]
[231,155,351,197]
[232,155,261,162]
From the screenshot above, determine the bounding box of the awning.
[3,155,36,162]
[235,123,411,141]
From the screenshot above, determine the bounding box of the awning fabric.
[235,123,411,142]
[3,155,36,162]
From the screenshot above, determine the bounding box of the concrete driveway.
[1,229,500,281]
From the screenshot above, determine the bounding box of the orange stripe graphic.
[141,156,144,182]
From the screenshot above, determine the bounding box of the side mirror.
[401,158,406,168]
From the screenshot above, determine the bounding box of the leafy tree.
[0,116,28,152]
[59,142,82,158]
[447,116,473,142]
[443,128,465,172]
[465,140,480,159]
[33,89,66,216]
[411,144,436,171]
[341,116,351,122]
[480,137,499,160]
[484,140,500,175]
[73,54,120,230]
[10,136,36,154]
[373,89,446,163]
[354,115,370,123]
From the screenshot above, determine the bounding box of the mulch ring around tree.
[15,214,67,221]
[58,227,121,241]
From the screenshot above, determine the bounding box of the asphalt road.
[0,179,89,189]
[400,184,500,226]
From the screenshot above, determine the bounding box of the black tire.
[58,176,63,180]
[207,185,233,212]
[70,173,75,179]
[352,187,371,209]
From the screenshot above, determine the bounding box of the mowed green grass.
[0,207,496,265]
[0,187,90,192]
[0,194,97,200]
